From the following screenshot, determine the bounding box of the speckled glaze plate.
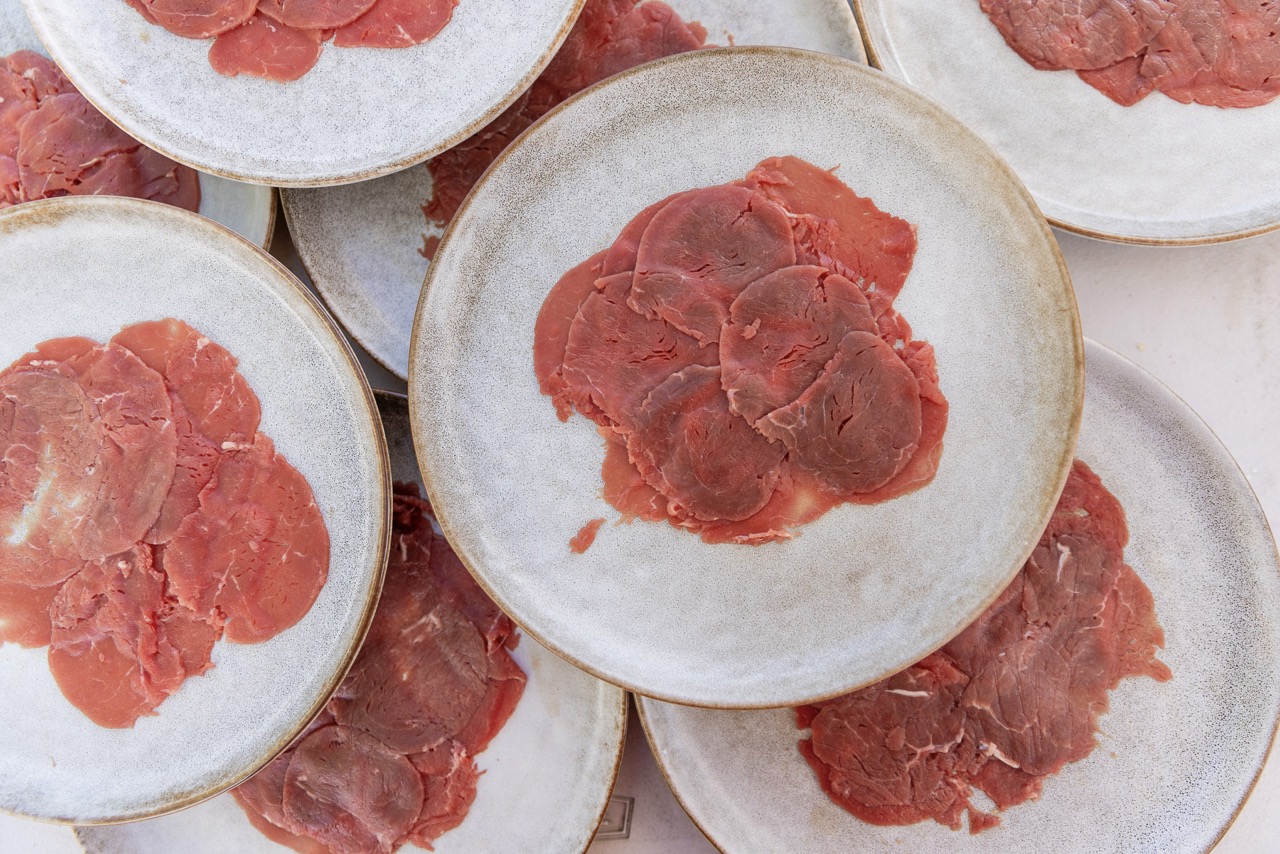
[638,338,1280,853]
[76,391,628,854]
[408,47,1082,708]
[282,0,868,377]
[20,0,584,187]
[0,197,388,824]
[0,0,274,247]
[853,1,1280,245]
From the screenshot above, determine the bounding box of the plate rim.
[18,0,589,187]
[635,336,1280,853]
[408,44,1084,709]
[0,194,392,826]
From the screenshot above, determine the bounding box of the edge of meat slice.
[133,0,259,39]
[332,0,458,48]
[209,13,326,83]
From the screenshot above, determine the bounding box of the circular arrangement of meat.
[794,460,1172,833]
[233,484,526,854]
[0,51,200,212]
[121,0,459,82]
[979,0,1280,108]
[534,156,949,545]
[0,319,329,728]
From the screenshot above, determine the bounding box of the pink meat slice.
[258,0,378,28]
[720,265,878,426]
[758,331,922,497]
[601,192,686,276]
[408,740,481,849]
[0,63,38,153]
[132,0,259,39]
[532,251,605,421]
[281,724,425,854]
[133,146,202,211]
[209,13,326,83]
[0,580,59,648]
[16,93,146,200]
[628,365,786,522]
[48,543,217,729]
[629,184,797,345]
[232,754,331,854]
[5,51,71,102]
[977,0,1173,70]
[164,434,330,644]
[332,0,458,48]
[560,271,717,429]
[0,155,21,209]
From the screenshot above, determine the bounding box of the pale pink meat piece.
[0,580,59,648]
[258,0,378,28]
[0,155,21,208]
[131,0,259,38]
[332,0,457,48]
[209,13,326,83]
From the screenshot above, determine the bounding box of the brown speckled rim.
[636,339,1280,853]
[850,0,1280,247]
[20,0,588,188]
[257,187,279,251]
[408,45,1084,710]
[0,195,392,827]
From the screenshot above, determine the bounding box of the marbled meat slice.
[720,265,877,425]
[601,191,686,276]
[5,51,70,102]
[48,544,217,729]
[164,434,329,644]
[977,0,1173,71]
[281,724,425,854]
[130,0,259,39]
[533,251,606,421]
[258,0,379,28]
[232,753,331,854]
[407,741,481,848]
[0,580,59,648]
[628,365,786,522]
[629,184,797,345]
[0,60,39,153]
[209,13,326,83]
[332,0,458,48]
[758,331,923,497]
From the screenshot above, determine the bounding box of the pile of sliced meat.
[419,0,709,257]
[0,51,199,211]
[980,0,1280,108]
[795,460,1171,833]
[122,0,457,82]
[534,156,947,546]
[0,319,329,728]
[234,483,525,854]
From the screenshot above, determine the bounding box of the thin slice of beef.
[5,52,70,102]
[332,0,458,48]
[407,741,481,849]
[0,155,21,209]
[601,192,687,276]
[232,754,331,854]
[978,0,1174,71]
[209,13,326,83]
[258,0,379,29]
[131,0,259,39]
[533,251,606,421]
[16,94,146,200]
[0,580,59,648]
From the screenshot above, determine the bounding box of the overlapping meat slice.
[47,544,217,729]
[533,252,606,421]
[258,0,378,28]
[978,0,1173,70]
[332,0,458,48]
[128,0,258,38]
[628,185,796,345]
[0,581,59,647]
[209,13,327,83]
[233,753,331,854]
[407,741,481,848]
[164,434,329,644]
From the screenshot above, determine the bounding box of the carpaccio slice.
[978,0,1280,108]
[0,320,329,729]
[0,50,200,212]
[233,484,526,854]
[795,460,1171,833]
[534,156,947,546]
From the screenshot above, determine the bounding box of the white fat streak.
[885,689,931,698]
[6,446,65,546]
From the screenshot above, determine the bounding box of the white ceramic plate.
[0,197,389,824]
[20,0,583,187]
[0,0,273,248]
[77,391,628,854]
[282,0,867,377]
[408,47,1082,708]
[638,338,1280,853]
[853,1,1280,245]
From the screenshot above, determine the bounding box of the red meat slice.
[131,0,258,39]
[758,331,923,497]
[48,544,217,729]
[628,365,786,522]
[600,430,668,524]
[1076,53,1161,104]
[427,526,520,655]
[0,580,59,648]
[0,156,21,208]
[332,0,458,48]
[569,518,606,554]
[407,740,481,848]
[0,63,38,153]
[720,265,877,426]
[133,147,202,211]
[533,251,605,421]
[258,0,378,29]
[601,192,685,276]
[164,434,329,644]
[209,13,326,83]
[977,0,1172,71]
[5,51,71,102]
[17,94,145,199]
[232,754,331,854]
[629,185,797,345]
[281,724,425,854]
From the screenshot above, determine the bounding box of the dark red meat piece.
[209,13,326,83]
[129,0,258,39]
[332,0,458,48]
[258,0,378,29]
[233,754,331,854]
[407,741,480,848]
[533,251,605,422]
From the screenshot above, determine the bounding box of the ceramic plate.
[853,1,1280,245]
[20,0,584,187]
[408,47,1082,708]
[77,391,628,854]
[282,0,867,377]
[0,0,274,248]
[0,197,388,824]
[638,338,1280,853]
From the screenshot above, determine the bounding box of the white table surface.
[3,218,1278,853]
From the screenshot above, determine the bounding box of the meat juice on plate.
[0,319,329,727]
[534,156,948,546]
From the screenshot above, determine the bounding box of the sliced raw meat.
[570,518,606,553]
[17,93,146,199]
[977,0,1172,71]
[0,580,59,648]
[5,51,70,102]
[720,265,877,425]
[599,430,668,524]
[533,251,605,421]
[281,724,425,854]
[333,0,458,48]
[258,0,379,29]
[628,365,786,522]
[131,0,258,39]
[408,741,480,848]
[1076,52,1161,104]
[0,64,38,153]
[48,544,217,728]
[1139,0,1280,107]
[233,755,331,854]
[165,434,329,644]
[134,146,202,211]
[758,331,923,497]
[601,192,685,276]
[209,13,326,83]
[0,155,21,208]
[451,646,526,753]
[629,184,796,344]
